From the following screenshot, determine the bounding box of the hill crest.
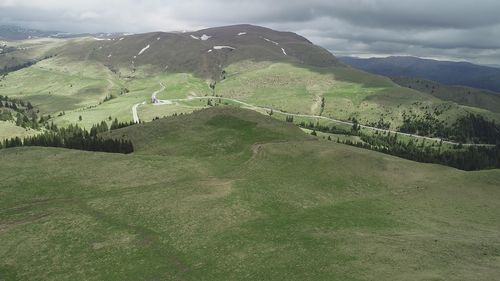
[56,24,343,79]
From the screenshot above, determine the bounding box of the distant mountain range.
[483,64,500,69]
[339,56,500,93]
[0,24,129,40]
[0,25,60,40]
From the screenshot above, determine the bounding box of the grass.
[215,61,485,128]
[0,57,117,114]
[1,107,500,280]
[0,121,40,141]
[2,54,499,135]
[0,32,499,280]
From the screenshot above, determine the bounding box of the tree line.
[300,120,500,171]
[1,121,134,154]
[0,55,56,76]
[399,113,500,144]
[0,95,39,129]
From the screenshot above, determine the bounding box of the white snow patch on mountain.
[281,48,287,56]
[262,37,279,45]
[190,35,200,40]
[138,44,150,56]
[238,32,247,36]
[200,34,211,40]
[213,46,235,50]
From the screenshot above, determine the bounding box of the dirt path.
[151,82,167,103]
[131,82,167,123]
[132,101,145,123]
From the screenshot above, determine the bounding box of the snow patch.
[157,37,161,40]
[119,37,124,41]
[262,37,279,45]
[213,46,235,50]
[108,54,112,58]
[207,49,213,53]
[281,48,287,56]
[237,32,247,36]
[200,34,211,40]
[137,44,150,56]
[190,35,200,40]
[93,37,111,41]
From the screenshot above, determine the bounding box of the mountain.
[391,77,500,113]
[482,64,500,69]
[57,24,341,79]
[0,24,132,41]
[0,25,60,40]
[1,24,500,143]
[339,56,500,93]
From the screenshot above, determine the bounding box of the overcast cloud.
[1,0,500,64]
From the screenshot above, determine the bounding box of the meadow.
[1,107,499,280]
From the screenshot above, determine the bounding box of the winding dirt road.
[132,101,145,123]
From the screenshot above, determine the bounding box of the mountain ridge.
[52,24,343,79]
[339,55,500,93]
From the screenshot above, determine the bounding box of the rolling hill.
[339,56,500,93]
[0,26,496,133]
[1,106,500,280]
[391,77,500,113]
[1,24,500,144]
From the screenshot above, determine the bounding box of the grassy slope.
[217,61,500,128]
[0,120,39,140]
[2,34,500,135]
[4,57,500,137]
[0,57,118,115]
[54,72,212,128]
[1,54,212,129]
[1,107,499,281]
[0,38,64,70]
[392,77,500,114]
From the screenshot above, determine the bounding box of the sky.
[1,0,500,64]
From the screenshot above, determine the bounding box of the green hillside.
[216,61,452,128]
[392,77,500,113]
[1,24,500,143]
[1,107,499,280]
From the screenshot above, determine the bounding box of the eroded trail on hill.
[151,82,167,104]
[131,82,167,123]
[131,101,145,123]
